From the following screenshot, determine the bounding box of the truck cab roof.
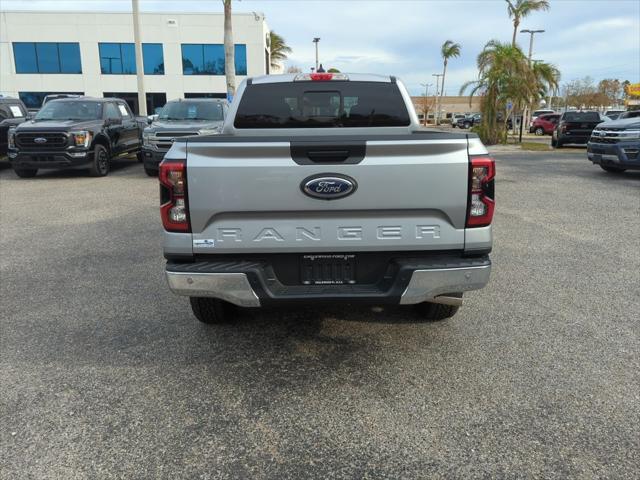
[249,73,396,85]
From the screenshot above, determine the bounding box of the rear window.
[563,112,600,122]
[234,81,411,128]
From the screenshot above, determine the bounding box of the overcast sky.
[3,0,639,95]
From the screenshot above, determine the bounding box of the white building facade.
[0,10,272,113]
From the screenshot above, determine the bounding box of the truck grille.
[16,132,68,150]
[590,129,628,144]
[592,137,620,144]
[150,131,199,151]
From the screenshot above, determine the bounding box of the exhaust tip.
[431,295,463,307]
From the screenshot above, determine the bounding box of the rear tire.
[414,294,462,321]
[189,297,237,324]
[89,144,110,177]
[136,151,144,163]
[13,167,38,178]
[144,166,158,177]
[600,165,627,173]
[463,122,471,129]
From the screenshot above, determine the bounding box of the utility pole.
[312,37,320,71]
[132,0,146,115]
[432,73,443,125]
[420,83,432,126]
[519,29,544,142]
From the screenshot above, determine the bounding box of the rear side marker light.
[159,160,190,232]
[466,156,495,228]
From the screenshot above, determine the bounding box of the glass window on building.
[100,43,164,75]
[13,42,82,74]
[99,43,136,74]
[181,44,247,75]
[142,43,164,75]
[18,91,84,109]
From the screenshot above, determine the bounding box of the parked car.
[159,72,494,324]
[529,113,560,136]
[141,98,228,176]
[0,97,29,157]
[8,97,145,178]
[588,116,640,173]
[457,113,481,129]
[552,111,604,148]
[604,110,625,121]
[450,113,467,128]
[531,109,555,121]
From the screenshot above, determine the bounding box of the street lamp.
[520,29,545,61]
[519,29,545,141]
[432,73,444,125]
[312,37,320,71]
[420,83,433,126]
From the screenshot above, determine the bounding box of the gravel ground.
[1,151,638,479]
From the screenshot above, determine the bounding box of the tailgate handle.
[307,150,350,162]
[290,141,366,165]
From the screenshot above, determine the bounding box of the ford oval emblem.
[34,137,47,144]
[301,174,357,200]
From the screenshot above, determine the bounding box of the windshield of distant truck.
[35,101,102,121]
[158,101,224,121]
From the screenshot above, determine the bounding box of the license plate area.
[301,254,356,285]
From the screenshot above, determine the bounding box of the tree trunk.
[440,59,447,126]
[223,0,236,101]
[512,18,519,47]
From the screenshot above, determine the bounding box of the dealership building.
[0,10,272,113]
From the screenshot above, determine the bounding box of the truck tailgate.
[186,135,470,254]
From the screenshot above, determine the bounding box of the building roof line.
[0,10,266,17]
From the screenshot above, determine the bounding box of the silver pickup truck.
[159,73,494,323]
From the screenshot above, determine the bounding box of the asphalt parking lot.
[1,150,639,479]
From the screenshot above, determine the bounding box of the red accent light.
[159,160,190,232]
[310,73,334,81]
[466,156,495,228]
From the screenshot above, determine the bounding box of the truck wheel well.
[92,136,110,155]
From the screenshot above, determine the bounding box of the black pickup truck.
[0,97,29,157]
[8,97,146,178]
[552,111,604,148]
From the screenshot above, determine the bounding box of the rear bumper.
[165,255,491,307]
[558,134,590,144]
[8,149,94,169]
[587,141,640,169]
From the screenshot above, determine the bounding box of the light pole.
[521,29,545,62]
[312,37,320,71]
[432,73,443,125]
[420,83,432,126]
[519,29,545,141]
[132,0,146,115]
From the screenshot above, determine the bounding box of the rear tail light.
[159,160,190,232]
[466,156,495,228]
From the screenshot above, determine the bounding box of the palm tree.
[505,0,550,46]
[269,31,292,70]
[222,0,236,100]
[439,40,461,124]
[460,40,559,144]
